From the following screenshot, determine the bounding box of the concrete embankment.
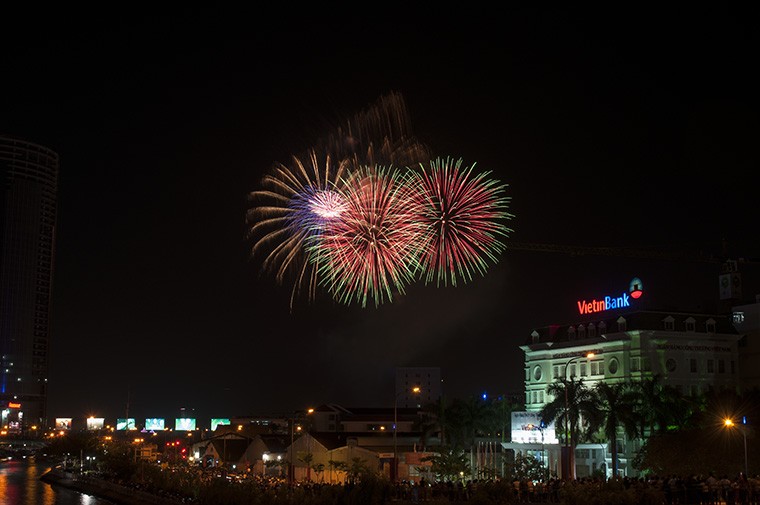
[40,467,183,505]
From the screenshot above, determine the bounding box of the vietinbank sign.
[577,277,643,315]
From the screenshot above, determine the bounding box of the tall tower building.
[0,135,59,429]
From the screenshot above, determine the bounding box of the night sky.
[2,7,758,425]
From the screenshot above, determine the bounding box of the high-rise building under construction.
[0,134,58,429]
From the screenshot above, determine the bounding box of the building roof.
[526,309,738,346]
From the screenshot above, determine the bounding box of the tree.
[586,381,640,477]
[328,459,348,483]
[421,447,470,481]
[541,377,596,477]
[506,453,546,482]
[635,374,688,436]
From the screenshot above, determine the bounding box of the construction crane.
[506,239,759,305]
[506,241,723,263]
[506,240,759,266]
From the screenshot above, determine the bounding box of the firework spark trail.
[408,157,514,287]
[246,92,432,311]
[246,150,348,309]
[311,165,426,308]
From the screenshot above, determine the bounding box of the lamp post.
[288,408,312,486]
[724,418,749,477]
[563,352,593,480]
[289,419,301,486]
[394,386,421,483]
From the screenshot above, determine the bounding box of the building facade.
[0,135,59,429]
[395,366,442,408]
[508,308,743,479]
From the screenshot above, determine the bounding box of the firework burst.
[407,157,514,287]
[246,150,348,309]
[311,164,426,308]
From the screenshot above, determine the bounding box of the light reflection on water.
[0,459,114,505]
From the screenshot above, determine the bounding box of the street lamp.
[289,419,301,486]
[563,352,593,480]
[724,418,749,477]
[288,408,313,486]
[394,386,421,483]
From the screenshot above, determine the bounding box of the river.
[0,458,115,505]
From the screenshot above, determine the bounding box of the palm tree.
[635,374,685,436]
[541,377,595,478]
[586,381,640,477]
[421,396,450,447]
[414,405,442,451]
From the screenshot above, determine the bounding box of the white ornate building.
[505,269,759,479]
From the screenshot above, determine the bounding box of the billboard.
[116,418,137,431]
[511,411,559,444]
[55,418,72,430]
[210,418,230,431]
[145,418,165,431]
[174,418,196,431]
[86,417,105,431]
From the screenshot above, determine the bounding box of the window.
[631,357,640,372]
[690,359,697,373]
[642,357,651,371]
[588,323,596,338]
[608,358,619,375]
[719,360,725,373]
[617,317,627,332]
[591,362,598,375]
[706,319,717,333]
[553,365,559,379]
[707,360,714,373]
[580,363,587,376]
[533,365,542,381]
[684,317,696,332]
[666,358,677,372]
[663,317,675,330]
